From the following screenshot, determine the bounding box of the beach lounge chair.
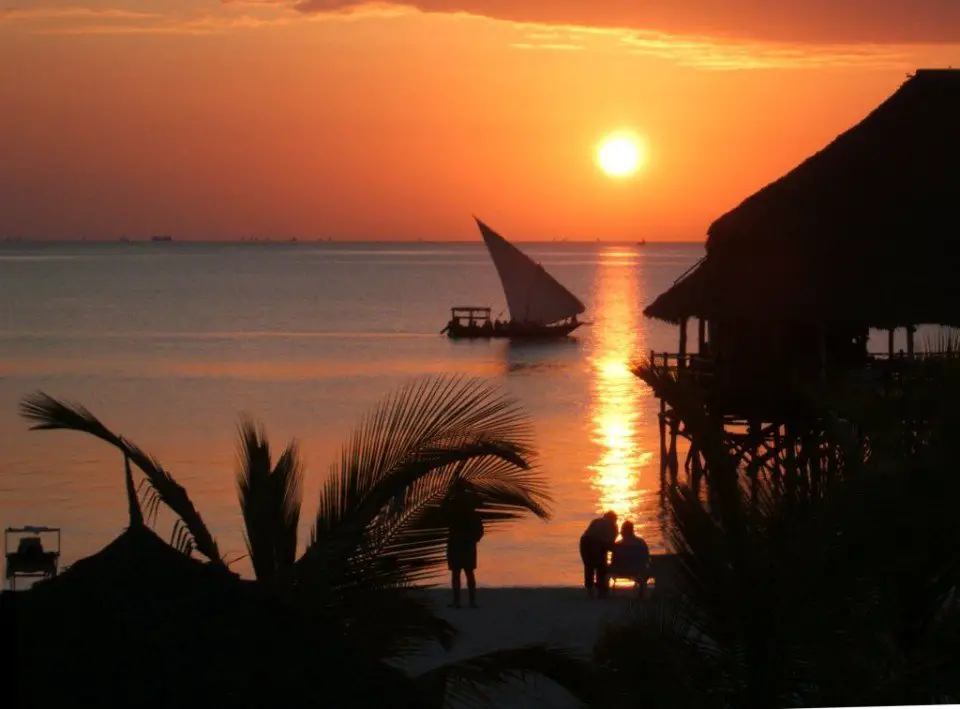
[4,527,61,590]
[610,553,681,597]
[608,547,650,595]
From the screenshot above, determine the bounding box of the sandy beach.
[401,586,641,707]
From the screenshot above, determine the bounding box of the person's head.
[621,520,636,539]
[603,510,617,525]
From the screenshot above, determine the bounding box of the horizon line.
[0,238,707,245]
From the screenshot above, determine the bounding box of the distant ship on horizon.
[150,235,173,242]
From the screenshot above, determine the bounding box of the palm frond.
[359,448,552,585]
[300,376,547,589]
[630,358,960,706]
[414,644,597,709]
[594,597,725,709]
[19,391,223,564]
[137,478,163,528]
[236,416,304,583]
[123,454,144,528]
[170,518,196,556]
[311,375,533,535]
[338,588,457,661]
[919,327,960,357]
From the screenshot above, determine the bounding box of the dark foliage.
[593,363,960,708]
[13,375,589,709]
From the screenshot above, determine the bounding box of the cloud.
[1,2,407,34]
[289,0,960,45]
[511,42,584,52]
[504,24,912,70]
[34,15,290,36]
[614,31,911,71]
[30,14,292,35]
[5,0,951,69]
[0,4,293,35]
[217,0,287,6]
[0,6,161,22]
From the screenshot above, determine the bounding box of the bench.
[609,553,680,597]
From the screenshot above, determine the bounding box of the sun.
[596,131,644,178]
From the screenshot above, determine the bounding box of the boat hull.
[445,321,581,340]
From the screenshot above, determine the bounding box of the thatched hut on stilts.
[637,68,960,492]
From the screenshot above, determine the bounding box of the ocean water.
[0,240,703,586]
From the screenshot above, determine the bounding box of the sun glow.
[596,131,645,178]
[588,248,653,525]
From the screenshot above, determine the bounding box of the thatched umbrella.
[647,68,960,328]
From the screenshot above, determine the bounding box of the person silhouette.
[579,510,618,598]
[610,520,651,594]
[446,483,484,609]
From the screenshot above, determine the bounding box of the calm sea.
[0,240,705,586]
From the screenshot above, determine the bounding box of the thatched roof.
[646,68,960,326]
[31,524,236,591]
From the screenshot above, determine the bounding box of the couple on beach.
[579,510,649,598]
[445,487,649,605]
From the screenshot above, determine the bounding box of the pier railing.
[645,349,960,388]
[644,352,715,386]
[866,351,960,362]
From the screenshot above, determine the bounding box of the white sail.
[474,217,586,325]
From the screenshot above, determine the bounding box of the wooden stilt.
[691,442,703,494]
[638,345,927,513]
[659,399,668,484]
[668,416,679,485]
[678,318,688,370]
[771,425,783,489]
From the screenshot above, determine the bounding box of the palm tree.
[20,375,596,707]
[591,362,960,708]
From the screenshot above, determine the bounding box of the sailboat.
[442,217,587,339]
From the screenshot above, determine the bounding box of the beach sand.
[401,586,642,707]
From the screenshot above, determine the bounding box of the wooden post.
[678,317,688,370]
[906,325,915,357]
[888,327,895,357]
[668,418,679,485]
[659,399,667,483]
[690,442,703,494]
[771,424,783,488]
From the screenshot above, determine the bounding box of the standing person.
[579,510,618,598]
[447,484,484,609]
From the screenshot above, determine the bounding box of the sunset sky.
[1,0,958,241]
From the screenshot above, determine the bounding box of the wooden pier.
[639,344,957,496]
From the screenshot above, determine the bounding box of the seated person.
[609,521,650,583]
[17,536,44,559]
[8,536,54,575]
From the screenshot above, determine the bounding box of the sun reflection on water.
[588,249,653,530]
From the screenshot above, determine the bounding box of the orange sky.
[1,1,959,241]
